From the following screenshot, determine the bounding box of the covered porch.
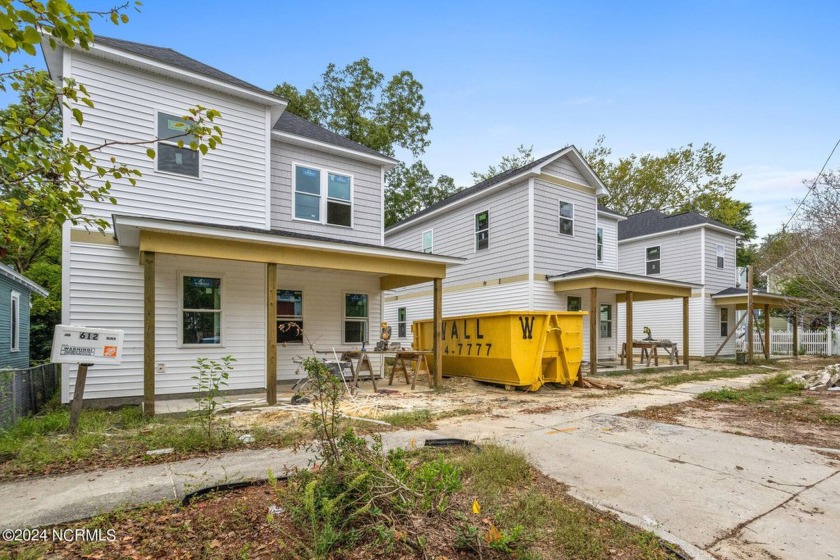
[547,268,698,380]
[711,288,804,360]
[112,215,461,417]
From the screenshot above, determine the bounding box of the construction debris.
[788,364,840,390]
[579,378,623,390]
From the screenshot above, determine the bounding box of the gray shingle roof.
[618,209,741,241]
[93,36,393,161]
[387,147,571,230]
[94,35,279,98]
[273,112,392,159]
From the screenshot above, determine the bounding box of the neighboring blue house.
[0,264,49,369]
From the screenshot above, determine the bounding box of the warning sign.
[51,325,125,365]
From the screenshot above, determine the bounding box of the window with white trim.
[181,275,222,345]
[10,291,20,352]
[716,244,725,269]
[559,201,574,236]
[600,304,612,338]
[646,246,661,275]
[293,164,353,227]
[596,227,603,262]
[156,112,200,177]
[475,210,489,251]
[720,308,729,337]
[344,293,369,344]
[397,307,407,338]
[422,229,433,254]
[277,289,303,343]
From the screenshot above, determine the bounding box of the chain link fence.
[0,363,60,431]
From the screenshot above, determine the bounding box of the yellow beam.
[139,231,445,279]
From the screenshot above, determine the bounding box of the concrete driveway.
[434,375,840,560]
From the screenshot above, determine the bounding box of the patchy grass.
[632,368,766,388]
[698,374,804,403]
[379,408,433,427]
[0,405,304,479]
[4,444,680,560]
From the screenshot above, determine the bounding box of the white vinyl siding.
[596,216,619,271]
[541,157,588,184]
[387,180,530,286]
[63,243,267,402]
[618,229,703,284]
[705,230,739,292]
[533,178,597,277]
[616,296,705,358]
[67,52,269,228]
[272,140,382,244]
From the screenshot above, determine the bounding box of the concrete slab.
[710,472,840,560]
[0,429,439,530]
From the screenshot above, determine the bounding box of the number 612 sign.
[51,325,125,365]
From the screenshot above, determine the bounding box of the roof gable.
[387,145,607,232]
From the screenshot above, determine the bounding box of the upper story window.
[422,229,433,254]
[181,275,222,346]
[156,112,200,178]
[277,289,303,344]
[558,201,574,236]
[294,164,353,227]
[475,210,489,251]
[716,244,725,269]
[10,291,20,352]
[646,246,661,275]
[596,227,604,262]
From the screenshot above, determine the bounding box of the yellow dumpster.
[412,311,586,391]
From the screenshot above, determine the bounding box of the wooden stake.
[68,364,91,435]
[711,310,748,361]
[793,310,799,358]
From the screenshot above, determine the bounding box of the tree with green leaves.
[385,161,458,227]
[585,136,756,265]
[470,144,534,183]
[0,0,223,257]
[275,58,456,226]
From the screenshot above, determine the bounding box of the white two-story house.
[43,36,458,413]
[384,147,696,377]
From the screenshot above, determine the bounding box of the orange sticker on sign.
[103,346,118,358]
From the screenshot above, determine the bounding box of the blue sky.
[9,0,840,239]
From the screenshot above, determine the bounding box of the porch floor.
[588,359,689,377]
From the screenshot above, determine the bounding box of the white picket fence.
[737,328,840,356]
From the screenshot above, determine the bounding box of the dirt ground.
[626,357,840,451]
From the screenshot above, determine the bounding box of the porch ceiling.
[113,215,462,290]
[548,268,696,301]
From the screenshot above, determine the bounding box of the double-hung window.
[475,210,489,251]
[277,289,303,343]
[716,244,725,269]
[558,201,574,236]
[294,164,353,227]
[596,227,603,262]
[10,291,20,352]
[181,275,222,345]
[397,307,407,338]
[720,308,729,337]
[422,229,433,254]
[156,112,200,177]
[600,304,612,338]
[344,294,369,344]
[646,246,661,275]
